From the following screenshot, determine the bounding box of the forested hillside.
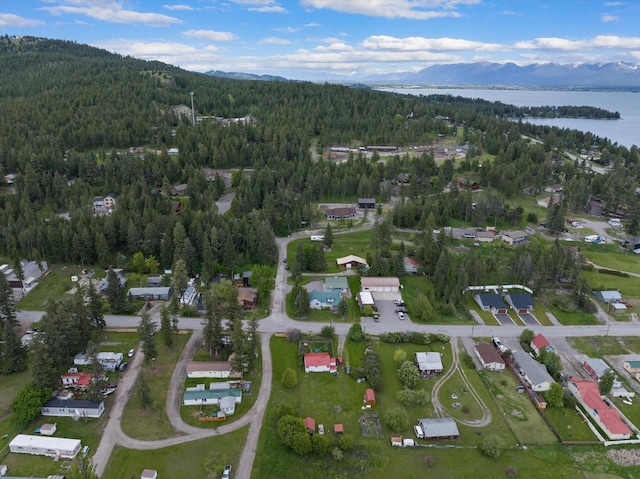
[0,35,638,278]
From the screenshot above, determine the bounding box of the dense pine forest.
[0,35,639,280]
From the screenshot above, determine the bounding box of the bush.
[505,466,518,477]
[461,353,476,369]
[311,434,330,455]
[598,268,629,277]
[396,389,415,405]
[286,328,301,342]
[478,434,501,458]
[331,447,344,461]
[383,407,409,432]
[338,433,354,451]
[348,323,366,342]
[320,325,335,339]
[274,403,297,420]
[281,367,298,388]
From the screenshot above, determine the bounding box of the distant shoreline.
[372,84,640,94]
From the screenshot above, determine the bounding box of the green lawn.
[544,407,597,442]
[16,265,80,310]
[103,426,248,479]
[620,338,640,354]
[584,251,640,275]
[568,337,630,357]
[120,331,191,440]
[582,270,640,301]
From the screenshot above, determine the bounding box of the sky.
[1,1,639,80]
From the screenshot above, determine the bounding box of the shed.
[360,277,400,292]
[364,389,376,407]
[594,290,622,304]
[358,198,376,209]
[141,469,158,479]
[336,255,368,269]
[39,423,57,436]
[333,424,344,436]
[415,352,443,374]
[304,416,315,434]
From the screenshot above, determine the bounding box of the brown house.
[237,288,258,310]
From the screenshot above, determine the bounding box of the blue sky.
[1,1,639,80]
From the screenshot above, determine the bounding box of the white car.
[222,465,232,479]
[398,312,405,320]
[128,349,135,357]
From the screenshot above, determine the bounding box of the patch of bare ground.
[607,449,640,467]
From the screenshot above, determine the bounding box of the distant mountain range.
[209,62,640,89]
[363,62,640,89]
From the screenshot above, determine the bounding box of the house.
[417,417,460,440]
[304,352,337,373]
[181,285,199,306]
[237,288,258,310]
[474,343,506,371]
[304,417,315,434]
[594,290,622,305]
[127,287,172,301]
[141,470,158,479]
[186,361,232,379]
[74,352,123,372]
[333,424,344,436]
[182,386,242,406]
[475,231,495,242]
[360,277,400,292]
[545,184,563,193]
[98,269,126,295]
[458,178,479,190]
[336,255,368,269]
[61,371,99,390]
[415,352,443,374]
[92,196,104,209]
[530,334,553,356]
[586,196,604,217]
[103,192,118,210]
[145,276,163,287]
[168,147,180,156]
[20,329,40,347]
[364,388,376,407]
[404,257,419,274]
[324,206,358,220]
[9,435,82,459]
[357,291,375,311]
[623,360,640,374]
[308,290,341,310]
[502,231,529,246]
[4,173,15,188]
[568,377,632,440]
[623,236,640,251]
[324,276,349,294]
[219,395,238,416]
[506,293,534,314]
[511,350,554,392]
[474,294,508,314]
[358,198,376,209]
[583,357,611,382]
[41,398,105,418]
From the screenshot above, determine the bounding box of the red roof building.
[304,416,315,434]
[334,424,344,435]
[61,372,98,389]
[568,377,632,440]
[304,352,337,373]
[530,333,553,356]
[364,388,376,407]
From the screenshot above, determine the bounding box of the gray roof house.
[506,293,534,314]
[594,290,622,304]
[41,398,105,418]
[417,417,459,440]
[512,350,554,392]
[474,294,508,314]
[128,287,172,301]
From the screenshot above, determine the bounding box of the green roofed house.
[623,361,640,374]
[324,276,349,294]
[182,387,242,407]
[309,290,341,310]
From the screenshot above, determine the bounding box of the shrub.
[320,325,335,339]
[286,328,301,342]
[331,447,344,462]
[348,323,366,342]
[397,361,421,389]
[311,434,329,455]
[461,353,476,369]
[598,269,629,277]
[505,466,518,477]
[396,389,415,405]
[338,433,354,451]
[274,403,297,420]
[383,407,409,432]
[281,367,298,388]
[478,434,501,458]
[424,455,434,468]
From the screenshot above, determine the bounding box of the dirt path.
[430,338,492,428]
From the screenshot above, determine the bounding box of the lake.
[379,87,640,149]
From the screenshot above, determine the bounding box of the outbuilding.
[415,352,443,374]
[141,469,158,479]
[364,389,376,407]
[360,277,400,292]
[417,417,460,440]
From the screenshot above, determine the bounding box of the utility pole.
[190,91,195,126]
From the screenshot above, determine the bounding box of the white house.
[360,277,400,292]
[9,434,81,459]
[474,343,505,371]
[73,352,123,372]
[415,352,443,374]
[530,333,553,356]
[304,352,337,373]
[41,399,105,418]
[182,387,242,406]
[186,361,232,379]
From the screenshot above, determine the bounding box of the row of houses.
[0,259,48,290]
[474,293,534,315]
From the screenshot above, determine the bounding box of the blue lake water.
[379,88,640,149]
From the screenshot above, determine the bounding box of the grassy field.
[120,331,191,440]
[16,264,80,310]
[583,251,640,275]
[582,270,640,300]
[568,337,630,357]
[179,342,262,428]
[542,300,600,326]
[103,426,249,479]
[544,407,597,442]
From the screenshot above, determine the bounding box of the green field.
[103,426,249,479]
[16,265,79,310]
[568,337,630,357]
[120,331,191,440]
[582,270,640,300]
[583,251,640,276]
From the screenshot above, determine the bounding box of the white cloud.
[273,26,300,33]
[0,13,44,27]
[259,37,293,45]
[514,35,640,51]
[601,14,619,22]
[300,0,481,20]
[304,22,320,27]
[40,1,180,26]
[361,35,504,52]
[183,29,236,42]
[163,4,195,11]
[314,41,354,52]
[248,5,286,12]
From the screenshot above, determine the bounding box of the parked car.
[395,307,407,313]
[398,312,405,320]
[222,465,232,479]
[128,348,135,357]
[82,446,90,456]
[394,299,405,306]
[118,362,128,371]
[373,314,380,322]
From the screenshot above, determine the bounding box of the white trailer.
[310,235,325,242]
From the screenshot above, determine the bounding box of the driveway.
[495,313,515,325]
[518,313,539,326]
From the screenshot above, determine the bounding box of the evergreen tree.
[0,273,17,329]
[137,372,153,409]
[323,223,333,249]
[172,258,189,299]
[1,320,26,374]
[160,305,173,347]
[230,319,247,375]
[137,311,158,360]
[87,282,105,330]
[105,268,126,313]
